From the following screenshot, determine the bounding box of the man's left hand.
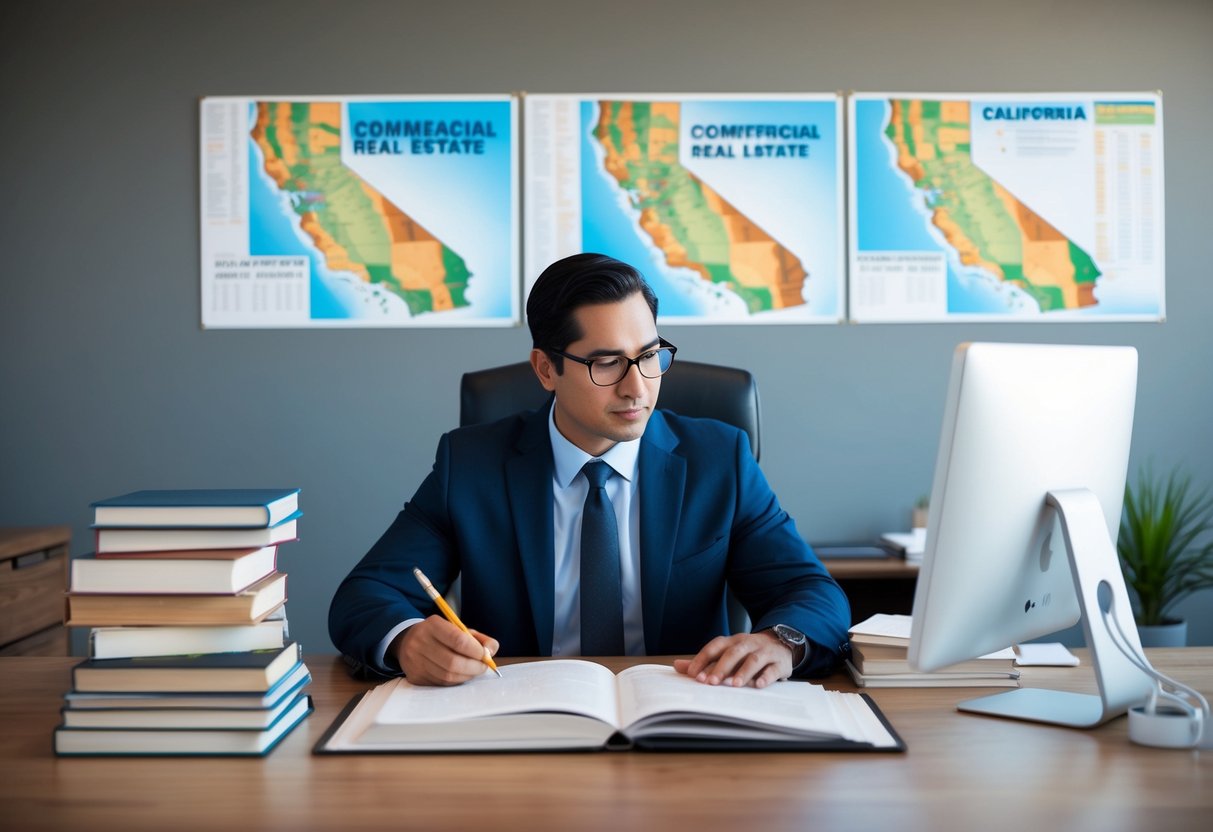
[673,631,792,689]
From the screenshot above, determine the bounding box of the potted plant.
[1117,465,1213,646]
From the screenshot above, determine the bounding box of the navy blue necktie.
[580,460,625,656]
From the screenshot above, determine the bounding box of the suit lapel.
[507,405,556,654]
[637,411,685,653]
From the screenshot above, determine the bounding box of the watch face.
[773,624,806,646]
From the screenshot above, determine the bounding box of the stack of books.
[879,528,926,563]
[846,613,1020,688]
[57,488,313,756]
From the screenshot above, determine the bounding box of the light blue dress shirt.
[546,404,645,657]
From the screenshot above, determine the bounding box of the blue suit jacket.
[328,406,850,677]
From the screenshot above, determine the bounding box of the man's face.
[530,293,662,457]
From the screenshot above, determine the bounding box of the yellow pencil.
[412,567,502,678]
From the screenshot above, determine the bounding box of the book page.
[373,659,620,726]
[825,690,899,747]
[614,664,850,740]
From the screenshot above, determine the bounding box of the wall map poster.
[525,94,845,324]
[849,92,1164,322]
[200,96,518,328]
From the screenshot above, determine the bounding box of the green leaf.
[1118,465,1213,626]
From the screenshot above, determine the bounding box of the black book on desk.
[811,542,900,559]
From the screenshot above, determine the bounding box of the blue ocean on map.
[246,99,516,323]
[577,98,843,322]
[854,99,1017,314]
[578,104,706,318]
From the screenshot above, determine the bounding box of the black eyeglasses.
[549,338,678,387]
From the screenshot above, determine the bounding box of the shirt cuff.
[375,618,423,675]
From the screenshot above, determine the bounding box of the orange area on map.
[887,99,1097,310]
[250,102,465,314]
[596,100,807,311]
[997,184,1093,308]
[361,184,454,311]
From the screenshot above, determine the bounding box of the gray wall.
[3,0,1211,655]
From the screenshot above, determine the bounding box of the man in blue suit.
[329,253,850,686]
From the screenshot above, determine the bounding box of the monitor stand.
[957,488,1154,728]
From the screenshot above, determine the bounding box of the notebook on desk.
[314,660,906,753]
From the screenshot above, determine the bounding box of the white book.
[317,660,903,753]
[88,616,287,660]
[94,516,299,554]
[71,546,277,595]
[846,660,1021,689]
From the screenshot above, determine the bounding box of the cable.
[1097,581,1208,748]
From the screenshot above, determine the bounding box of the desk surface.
[2,651,1210,831]
[822,554,919,580]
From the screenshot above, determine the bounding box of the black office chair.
[459,358,760,633]
[460,359,760,461]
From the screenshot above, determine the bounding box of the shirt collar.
[548,402,641,489]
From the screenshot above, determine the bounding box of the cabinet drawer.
[0,624,68,656]
[0,544,67,646]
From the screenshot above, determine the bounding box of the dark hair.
[526,253,658,372]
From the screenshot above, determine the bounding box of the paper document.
[1013,643,1080,666]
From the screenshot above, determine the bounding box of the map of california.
[251,102,471,316]
[593,101,809,314]
[884,99,1101,311]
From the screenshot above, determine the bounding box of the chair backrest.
[459,359,761,460]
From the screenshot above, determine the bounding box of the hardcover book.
[54,694,312,756]
[64,662,311,710]
[846,660,1021,689]
[66,572,287,626]
[71,546,277,595]
[71,642,301,693]
[848,613,918,648]
[316,660,904,753]
[87,615,287,660]
[94,514,300,554]
[846,613,1018,687]
[851,643,1015,676]
[61,689,306,730]
[91,488,300,529]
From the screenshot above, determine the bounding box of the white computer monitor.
[908,342,1154,728]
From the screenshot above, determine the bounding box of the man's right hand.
[391,615,499,686]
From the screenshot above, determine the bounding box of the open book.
[315,660,904,753]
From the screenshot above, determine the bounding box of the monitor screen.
[909,342,1138,674]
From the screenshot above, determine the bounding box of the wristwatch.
[765,624,808,669]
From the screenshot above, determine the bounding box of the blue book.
[71,643,302,694]
[64,662,311,710]
[91,488,300,529]
[54,693,313,756]
[93,513,300,554]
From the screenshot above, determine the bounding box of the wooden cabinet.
[0,526,70,656]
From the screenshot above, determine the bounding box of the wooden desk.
[2,651,1209,831]
[822,555,919,623]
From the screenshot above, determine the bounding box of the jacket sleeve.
[724,431,852,677]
